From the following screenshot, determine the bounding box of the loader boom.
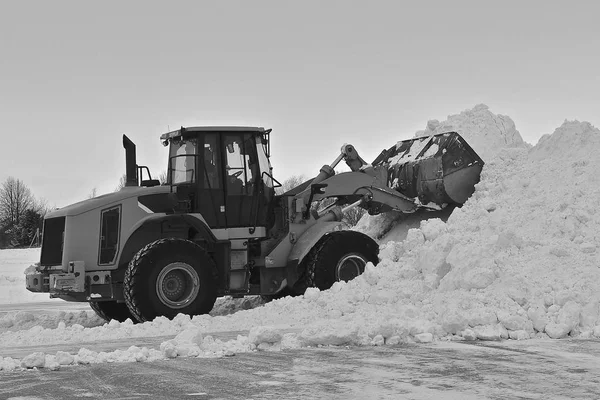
[293,131,484,220]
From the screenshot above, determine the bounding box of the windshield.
[168,138,198,184]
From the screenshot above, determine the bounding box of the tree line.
[0,177,50,248]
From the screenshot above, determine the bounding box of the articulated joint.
[341,143,367,172]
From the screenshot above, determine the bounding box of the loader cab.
[162,127,276,230]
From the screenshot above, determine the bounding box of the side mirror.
[227,143,235,153]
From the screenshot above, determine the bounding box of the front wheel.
[89,301,135,323]
[295,230,379,292]
[124,238,218,322]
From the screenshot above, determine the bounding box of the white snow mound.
[414,104,530,161]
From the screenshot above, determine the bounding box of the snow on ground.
[2,104,600,372]
[0,249,57,304]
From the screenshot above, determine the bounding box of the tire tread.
[123,238,216,322]
[294,231,379,292]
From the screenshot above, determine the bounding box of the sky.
[1,0,599,208]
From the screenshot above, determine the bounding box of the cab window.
[169,138,197,185]
[224,134,257,195]
[203,134,221,189]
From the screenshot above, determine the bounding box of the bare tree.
[276,174,306,195]
[32,197,52,217]
[115,174,127,192]
[158,170,168,185]
[88,188,97,199]
[0,177,34,226]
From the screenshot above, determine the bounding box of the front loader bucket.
[372,132,484,207]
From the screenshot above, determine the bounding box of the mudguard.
[117,213,216,268]
[287,221,344,266]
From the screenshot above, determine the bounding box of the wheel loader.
[25,126,483,323]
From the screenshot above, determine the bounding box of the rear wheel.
[295,230,379,292]
[89,301,134,323]
[124,238,218,322]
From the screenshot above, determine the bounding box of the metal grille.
[99,206,121,265]
[40,217,65,266]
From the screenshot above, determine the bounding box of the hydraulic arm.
[295,132,484,221]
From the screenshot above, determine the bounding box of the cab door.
[197,133,226,229]
[223,133,260,228]
[169,137,199,215]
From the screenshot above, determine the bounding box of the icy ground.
[1,104,600,372]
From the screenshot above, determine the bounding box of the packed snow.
[2,104,600,372]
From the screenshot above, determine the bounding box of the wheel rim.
[335,253,367,282]
[156,262,200,309]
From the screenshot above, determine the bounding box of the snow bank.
[0,295,262,335]
[0,309,103,332]
[0,248,56,304]
[414,104,529,162]
[362,116,600,343]
[3,105,600,372]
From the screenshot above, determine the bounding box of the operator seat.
[227,174,244,194]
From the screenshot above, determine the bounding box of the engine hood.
[47,185,172,218]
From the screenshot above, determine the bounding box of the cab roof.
[160,126,268,142]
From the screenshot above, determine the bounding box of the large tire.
[295,231,379,292]
[124,238,218,322]
[89,301,135,323]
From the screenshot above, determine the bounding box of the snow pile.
[338,117,599,343]
[414,104,529,161]
[0,248,57,304]
[0,310,103,332]
[3,107,600,372]
[0,296,262,334]
[354,207,455,244]
[210,296,265,316]
[369,119,600,342]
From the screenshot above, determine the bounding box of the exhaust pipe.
[122,135,138,187]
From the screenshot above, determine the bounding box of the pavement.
[1,338,600,400]
[1,301,599,399]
